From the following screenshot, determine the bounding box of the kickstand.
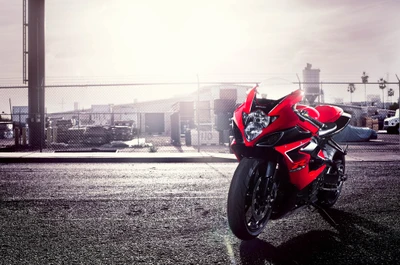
[311,202,339,227]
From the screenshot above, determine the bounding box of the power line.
[0,81,259,89]
[2,80,400,90]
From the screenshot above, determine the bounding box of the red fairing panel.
[270,90,319,135]
[233,87,304,147]
[269,89,304,116]
[232,86,257,140]
[315,105,343,123]
[233,103,244,132]
[235,88,321,147]
[275,140,309,190]
[296,104,320,120]
[275,140,326,190]
[243,87,257,113]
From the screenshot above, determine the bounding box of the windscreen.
[256,77,302,101]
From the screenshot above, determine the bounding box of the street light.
[378,78,387,109]
[361,71,369,106]
[396,74,400,145]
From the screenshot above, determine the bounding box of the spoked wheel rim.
[245,165,277,234]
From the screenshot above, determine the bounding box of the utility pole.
[361,71,369,106]
[61,98,65,112]
[197,74,200,153]
[396,74,400,108]
[396,75,400,138]
[27,0,46,150]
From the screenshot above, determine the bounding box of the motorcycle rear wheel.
[317,155,345,208]
[227,158,277,240]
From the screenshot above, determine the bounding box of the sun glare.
[77,0,249,78]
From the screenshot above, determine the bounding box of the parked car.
[114,120,135,127]
[0,122,13,139]
[383,109,399,134]
[66,127,86,144]
[333,125,377,142]
[55,119,75,143]
[83,126,110,145]
[109,125,133,141]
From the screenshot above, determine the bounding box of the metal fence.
[0,81,399,153]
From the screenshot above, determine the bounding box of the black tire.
[227,158,277,240]
[387,125,399,134]
[317,154,346,208]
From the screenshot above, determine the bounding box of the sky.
[1,0,400,112]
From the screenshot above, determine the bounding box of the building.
[112,105,138,128]
[91,105,113,126]
[45,84,253,145]
[12,106,29,125]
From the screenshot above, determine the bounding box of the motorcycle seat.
[319,122,337,137]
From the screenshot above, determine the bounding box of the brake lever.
[294,110,305,122]
[295,109,326,129]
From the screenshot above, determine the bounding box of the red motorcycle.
[227,81,351,240]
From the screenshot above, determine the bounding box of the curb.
[1,157,399,164]
[0,154,238,164]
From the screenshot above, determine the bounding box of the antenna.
[396,74,400,148]
[296,74,301,89]
[60,98,65,112]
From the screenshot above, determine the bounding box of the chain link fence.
[0,81,399,153]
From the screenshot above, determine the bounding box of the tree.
[389,102,399,111]
[388,88,395,104]
[347,83,356,103]
[378,78,387,109]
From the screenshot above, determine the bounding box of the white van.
[383,109,399,134]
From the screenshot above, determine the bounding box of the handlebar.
[295,109,326,129]
[308,115,326,128]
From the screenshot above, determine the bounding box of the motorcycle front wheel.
[227,158,278,240]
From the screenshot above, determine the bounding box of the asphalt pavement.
[1,162,399,264]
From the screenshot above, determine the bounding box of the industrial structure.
[303,63,321,104]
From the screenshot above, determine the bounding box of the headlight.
[243,110,274,141]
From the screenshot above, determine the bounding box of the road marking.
[0,196,226,201]
[224,236,237,265]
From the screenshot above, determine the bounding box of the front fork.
[259,161,279,208]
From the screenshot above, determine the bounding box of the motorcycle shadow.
[239,208,400,265]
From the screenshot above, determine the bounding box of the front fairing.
[231,82,328,191]
[233,85,305,147]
